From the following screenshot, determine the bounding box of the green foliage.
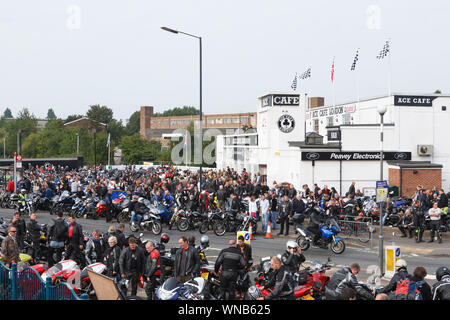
[3,108,13,119]
[434,89,442,94]
[47,108,57,119]
[119,134,161,164]
[153,106,200,117]
[65,114,83,123]
[125,111,140,135]
[107,119,125,145]
[86,105,114,125]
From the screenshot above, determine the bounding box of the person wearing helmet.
[18,188,27,210]
[129,195,142,228]
[281,240,305,274]
[432,266,450,300]
[378,259,411,296]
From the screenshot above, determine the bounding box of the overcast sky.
[0,0,449,122]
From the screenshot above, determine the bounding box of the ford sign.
[305,152,320,160]
[393,152,408,160]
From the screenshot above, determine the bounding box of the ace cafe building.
[215,92,450,196]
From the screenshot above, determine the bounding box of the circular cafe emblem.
[278,114,295,133]
[394,152,408,160]
[305,152,320,160]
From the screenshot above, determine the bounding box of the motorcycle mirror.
[139,233,144,238]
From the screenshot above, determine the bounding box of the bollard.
[11,263,18,300]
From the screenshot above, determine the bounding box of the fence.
[0,261,87,300]
[337,218,374,246]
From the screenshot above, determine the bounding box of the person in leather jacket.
[26,213,42,262]
[10,212,26,250]
[398,209,415,238]
[257,256,296,300]
[174,236,200,283]
[119,237,145,296]
[281,242,306,274]
[412,200,425,243]
[103,236,121,278]
[307,207,324,245]
[214,239,246,300]
[325,263,374,300]
[144,241,161,300]
[277,195,293,236]
[185,194,199,212]
[85,229,105,264]
[230,193,240,216]
[378,259,411,296]
[432,266,450,300]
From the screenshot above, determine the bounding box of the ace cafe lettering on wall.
[394,95,437,107]
[305,104,356,120]
[261,94,300,107]
[301,151,412,161]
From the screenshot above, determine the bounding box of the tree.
[65,114,83,123]
[153,106,200,117]
[119,134,161,164]
[47,108,57,119]
[435,90,442,94]
[107,119,125,145]
[125,111,140,135]
[86,105,114,125]
[3,108,13,119]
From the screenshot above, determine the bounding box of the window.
[163,120,169,126]
[178,120,183,126]
[207,118,215,124]
[241,117,248,124]
[232,118,239,124]
[342,113,352,125]
[327,116,333,127]
[216,118,223,124]
[313,119,319,134]
[184,120,190,125]
[170,120,176,126]
[224,118,232,124]
[157,120,161,126]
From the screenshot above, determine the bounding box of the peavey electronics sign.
[302,151,411,161]
[261,94,300,107]
[394,95,438,107]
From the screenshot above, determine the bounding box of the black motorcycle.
[177,210,207,232]
[213,212,258,236]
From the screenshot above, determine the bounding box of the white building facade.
[215,93,450,194]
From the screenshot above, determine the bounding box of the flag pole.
[357,49,360,104]
[332,57,336,107]
[107,133,111,167]
[388,39,391,97]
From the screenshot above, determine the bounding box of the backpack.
[394,279,425,300]
[54,219,68,242]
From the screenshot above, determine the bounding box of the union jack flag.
[331,57,335,82]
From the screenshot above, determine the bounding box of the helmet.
[138,197,144,203]
[244,286,263,300]
[160,233,170,244]
[396,259,407,270]
[200,235,209,248]
[436,266,450,281]
[286,240,298,251]
[21,189,26,193]
[132,195,138,200]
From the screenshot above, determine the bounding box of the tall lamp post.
[377,104,387,276]
[161,26,203,193]
[76,133,80,156]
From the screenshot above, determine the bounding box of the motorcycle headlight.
[143,214,149,220]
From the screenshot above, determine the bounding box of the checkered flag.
[299,67,311,79]
[377,40,390,59]
[291,73,298,90]
[351,49,359,71]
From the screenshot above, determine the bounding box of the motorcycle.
[177,210,207,232]
[168,206,186,231]
[213,212,258,236]
[293,259,333,300]
[130,209,162,235]
[296,218,346,254]
[198,210,223,234]
[23,223,49,262]
[156,277,210,300]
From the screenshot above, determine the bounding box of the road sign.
[16,155,22,161]
[237,231,251,245]
[16,162,22,168]
[376,180,389,203]
[385,245,401,278]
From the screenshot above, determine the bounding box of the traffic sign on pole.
[376,180,388,203]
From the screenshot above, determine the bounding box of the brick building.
[64,117,107,133]
[139,106,257,147]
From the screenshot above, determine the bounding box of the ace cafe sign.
[261,94,300,107]
[394,95,437,107]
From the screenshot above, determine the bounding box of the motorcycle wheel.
[76,210,84,219]
[177,218,189,232]
[296,236,310,251]
[199,222,209,234]
[330,240,346,254]
[130,223,139,232]
[151,221,162,235]
[213,221,227,236]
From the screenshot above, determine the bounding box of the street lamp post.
[76,133,80,156]
[377,104,387,276]
[161,26,203,193]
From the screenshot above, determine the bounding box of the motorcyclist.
[281,240,305,274]
[163,190,174,207]
[129,195,142,228]
[398,209,415,238]
[307,206,324,246]
[237,235,253,270]
[119,237,146,297]
[10,212,26,250]
[432,266,450,300]
[26,212,42,262]
[325,263,374,300]
[230,193,240,217]
[214,239,246,300]
[377,259,411,296]
[412,200,425,243]
[144,240,161,300]
[185,194,199,212]
[199,189,210,213]
[103,235,121,279]
[47,211,68,267]
[257,256,296,300]
[17,189,27,211]
[85,229,106,264]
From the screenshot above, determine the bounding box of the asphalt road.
[2,208,447,285]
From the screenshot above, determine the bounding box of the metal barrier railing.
[0,260,87,300]
[337,218,374,245]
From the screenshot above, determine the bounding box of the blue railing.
[0,261,88,300]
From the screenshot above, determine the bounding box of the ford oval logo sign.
[394,152,407,160]
[306,152,320,160]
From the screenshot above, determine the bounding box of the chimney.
[308,97,325,109]
[140,106,154,139]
